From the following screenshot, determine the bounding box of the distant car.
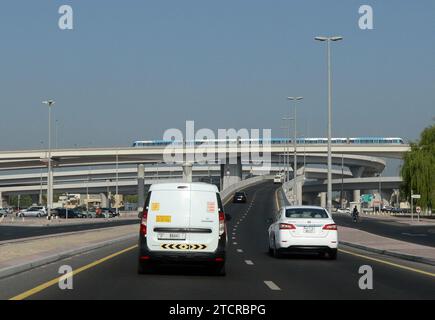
[0,208,8,217]
[268,206,338,260]
[336,208,351,214]
[18,206,47,218]
[273,174,284,184]
[233,192,247,203]
[391,207,403,214]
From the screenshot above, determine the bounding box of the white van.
[138,183,230,275]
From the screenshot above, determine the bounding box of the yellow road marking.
[338,248,435,278]
[9,244,138,300]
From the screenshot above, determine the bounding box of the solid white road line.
[264,281,281,291]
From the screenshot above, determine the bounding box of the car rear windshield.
[235,192,245,196]
[285,208,329,219]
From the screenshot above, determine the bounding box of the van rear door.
[146,186,191,252]
[189,186,220,253]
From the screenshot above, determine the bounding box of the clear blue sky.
[0,0,434,150]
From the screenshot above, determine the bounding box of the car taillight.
[279,223,296,230]
[219,210,225,236]
[140,210,148,236]
[323,224,337,230]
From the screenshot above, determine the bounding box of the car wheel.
[272,237,282,259]
[327,249,337,260]
[268,236,274,256]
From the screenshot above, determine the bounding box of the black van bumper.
[138,235,227,264]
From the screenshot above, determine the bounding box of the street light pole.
[288,97,303,205]
[42,100,55,219]
[315,36,343,213]
[115,153,119,216]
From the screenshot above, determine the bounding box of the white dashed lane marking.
[264,281,281,291]
[245,260,254,265]
[237,249,243,253]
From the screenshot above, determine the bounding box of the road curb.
[340,241,435,267]
[0,234,137,280]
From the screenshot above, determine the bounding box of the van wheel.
[213,264,226,276]
[138,262,153,274]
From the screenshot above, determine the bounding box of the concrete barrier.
[220,175,273,204]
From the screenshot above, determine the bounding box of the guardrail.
[220,175,273,203]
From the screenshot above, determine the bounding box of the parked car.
[0,208,8,217]
[52,208,81,219]
[17,206,47,218]
[233,192,247,203]
[336,207,351,214]
[268,206,338,260]
[138,182,230,275]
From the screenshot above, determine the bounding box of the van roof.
[149,182,219,193]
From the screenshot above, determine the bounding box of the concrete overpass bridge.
[0,141,409,209]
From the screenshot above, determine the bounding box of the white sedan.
[268,206,338,260]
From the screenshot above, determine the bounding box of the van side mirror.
[225,214,232,221]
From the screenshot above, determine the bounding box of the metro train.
[132,137,405,147]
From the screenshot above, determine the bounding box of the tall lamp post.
[42,100,55,219]
[315,36,343,213]
[287,96,303,205]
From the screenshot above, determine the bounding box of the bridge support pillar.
[137,164,145,213]
[221,157,242,190]
[350,166,365,178]
[353,189,361,203]
[320,192,326,209]
[182,163,193,183]
[100,193,108,208]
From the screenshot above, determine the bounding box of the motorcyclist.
[352,205,359,222]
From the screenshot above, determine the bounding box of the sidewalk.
[0,224,138,279]
[334,212,435,226]
[339,225,435,265]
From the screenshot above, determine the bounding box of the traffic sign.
[412,194,421,199]
[416,207,421,214]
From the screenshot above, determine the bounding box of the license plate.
[158,233,186,240]
[303,226,315,233]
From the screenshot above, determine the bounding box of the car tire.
[272,237,282,259]
[327,249,338,260]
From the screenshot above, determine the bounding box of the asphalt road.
[0,219,139,242]
[1,182,434,300]
[333,214,435,247]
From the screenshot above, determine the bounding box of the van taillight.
[323,224,337,231]
[279,223,296,230]
[219,211,225,236]
[140,210,148,236]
